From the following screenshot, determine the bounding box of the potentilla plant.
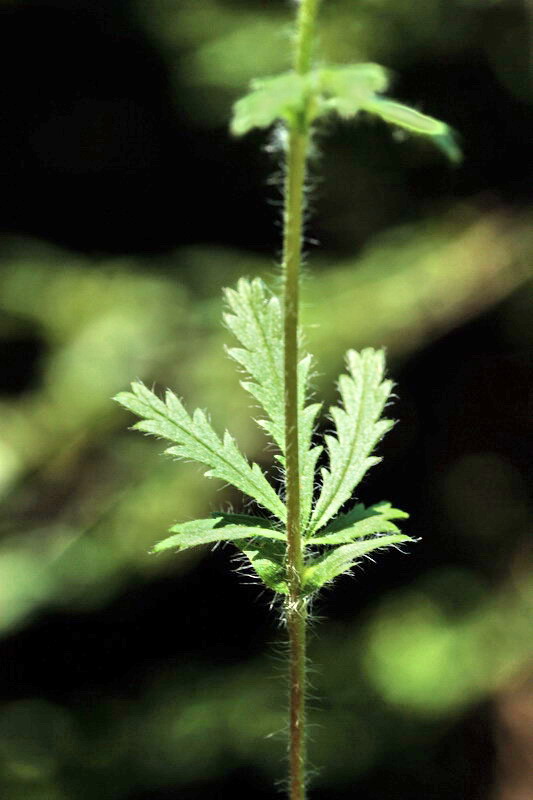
[115,2,459,797]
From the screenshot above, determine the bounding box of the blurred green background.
[0,1,531,798]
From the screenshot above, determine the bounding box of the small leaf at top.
[317,63,390,118]
[362,97,462,164]
[231,72,308,136]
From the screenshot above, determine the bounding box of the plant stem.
[284,126,308,800]
[283,2,320,798]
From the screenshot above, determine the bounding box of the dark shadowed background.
[0,1,531,798]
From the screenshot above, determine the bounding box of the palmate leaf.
[224,278,321,530]
[116,325,411,594]
[114,382,286,521]
[308,348,394,535]
[302,532,412,595]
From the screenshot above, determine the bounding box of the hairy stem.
[284,2,320,798]
[284,125,308,800]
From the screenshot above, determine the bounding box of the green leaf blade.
[309,348,394,535]
[224,278,285,452]
[300,439,322,535]
[302,533,413,595]
[224,278,321,530]
[320,501,409,534]
[239,539,288,594]
[362,97,462,164]
[212,512,279,530]
[152,516,286,555]
[365,98,447,135]
[231,72,307,136]
[114,382,286,521]
[318,63,390,118]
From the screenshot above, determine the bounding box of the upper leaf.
[317,63,390,117]
[231,72,308,136]
[224,278,321,531]
[362,97,462,164]
[114,382,286,521]
[308,348,394,535]
[231,62,460,164]
[315,65,460,161]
